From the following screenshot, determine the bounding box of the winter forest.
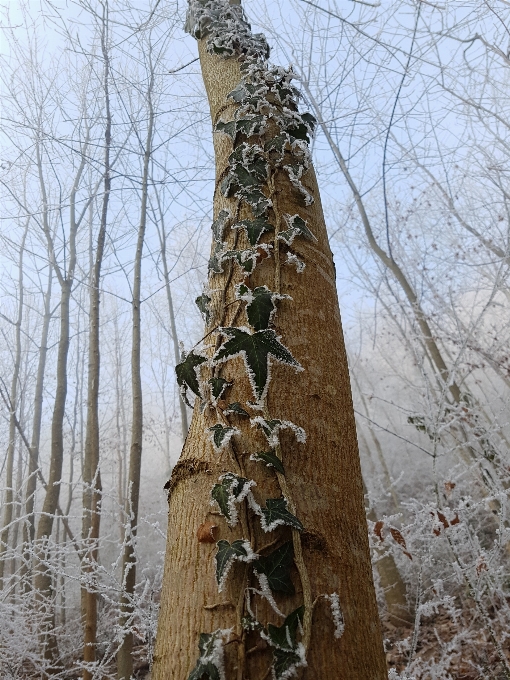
[1,0,509,678]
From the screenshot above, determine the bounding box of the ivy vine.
[177,2,343,678]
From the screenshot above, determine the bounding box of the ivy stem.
[268,172,281,294]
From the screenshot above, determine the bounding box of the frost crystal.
[324,593,345,639]
[251,417,306,447]
[285,252,306,273]
[253,572,285,616]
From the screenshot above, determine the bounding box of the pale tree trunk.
[0,222,28,588]
[153,4,386,678]
[154,192,189,443]
[117,63,155,680]
[34,125,87,667]
[81,8,111,676]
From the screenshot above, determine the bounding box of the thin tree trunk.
[155,197,189,443]
[81,9,111,676]
[153,4,386,678]
[0,223,28,588]
[117,62,155,680]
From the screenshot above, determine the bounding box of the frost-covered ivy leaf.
[187,630,228,680]
[278,214,317,246]
[215,539,258,591]
[213,328,301,403]
[221,248,259,274]
[211,209,230,243]
[232,218,273,246]
[253,541,295,594]
[301,111,317,135]
[266,605,304,650]
[224,402,250,417]
[208,424,239,451]
[175,351,208,406]
[241,286,275,331]
[208,377,231,402]
[250,450,285,475]
[215,120,238,139]
[283,165,314,206]
[211,472,256,526]
[251,417,306,447]
[272,645,307,680]
[228,83,250,103]
[209,242,226,275]
[238,189,271,217]
[196,294,212,324]
[260,497,303,533]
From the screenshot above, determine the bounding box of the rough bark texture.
[152,33,386,680]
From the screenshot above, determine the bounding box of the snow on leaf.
[215,538,258,592]
[208,377,231,403]
[259,497,303,533]
[175,351,208,406]
[211,209,231,243]
[271,643,307,680]
[285,252,306,273]
[196,294,212,324]
[211,473,256,527]
[264,605,304,651]
[213,328,302,403]
[283,165,314,206]
[253,541,295,594]
[235,284,290,332]
[221,247,262,274]
[223,402,250,417]
[278,214,317,246]
[232,218,274,246]
[187,629,231,680]
[250,450,285,475]
[251,417,306,447]
[208,424,239,451]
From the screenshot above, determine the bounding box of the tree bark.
[81,8,111,676]
[153,6,386,678]
[117,62,154,680]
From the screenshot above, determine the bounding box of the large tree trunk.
[153,3,386,678]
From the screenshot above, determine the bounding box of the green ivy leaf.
[250,450,285,475]
[196,294,212,324]
[211,209,230,243]
[215,539,257,590]
[213,328,301,402]
[208,377,231,402]
[267,605,304,650]
[278,214,316,246]
[175,351,207,406]
[187,631,224,680]
[240,286,276,331]
[224,402,250,417]
[272,647,305,680]
[211,472,254,525]
[232,218,273,246]
[254,541,295,594]
[208,424,238,451]
[260,497,303,532]
[221,248,259,274]
[215,119,237,138]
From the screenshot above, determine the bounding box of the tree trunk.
[153,3,386,678]
[0,223,27,588]
[117,63,154,680]
[81,9,110,676]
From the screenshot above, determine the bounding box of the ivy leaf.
[260,497,303,532]
[232,218,273,246]
[208,424,238,451]
[239,285,276,332]
[175,351,207,406]
[196,294,212,324]
[187,631,225,680]
[224,402,250,417]
[254,541,295,594]
[213,328,301,403]
[266,605,304,650]
[208,377,231,402]
[301,111,317,135]
[238,189,271,217]
[251,417,306,447]
[221,248,259,274]
[278,214,317,246]
[250,451,285,475]
[211,209,230,243]
[272,647,306,680]
[216,115,266,140]
[209,242,225,275]
[211,472,256,526]
[215,120,237,138]
[215,539,257,591]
